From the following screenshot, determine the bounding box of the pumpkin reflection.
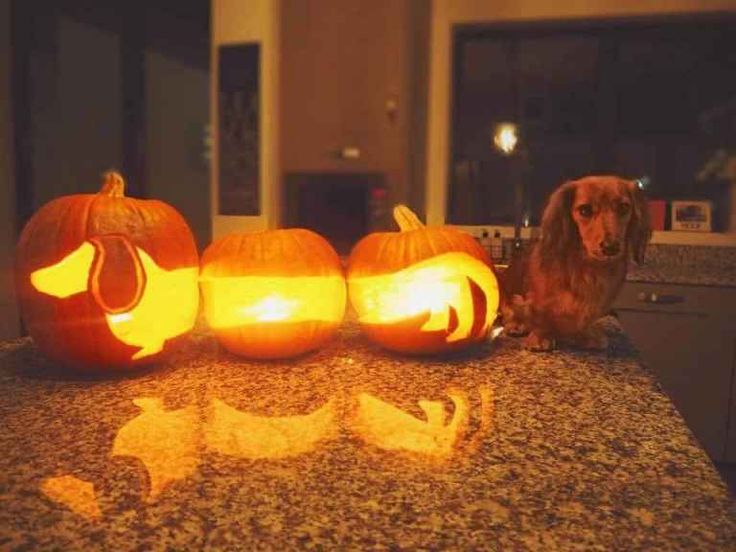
[350,392,470,457]
[30,238,199,361]
[41,475,102,521]
[42,385,493,516]
[111,398,200,502]
[205,398,338,459]
[109,397,339,502]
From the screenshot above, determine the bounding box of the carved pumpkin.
[347,205,499,354]
[15,172,200,370]
[200,228,346,359]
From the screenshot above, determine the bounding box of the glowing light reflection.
[112,398,200,502]
[44,385,494,516]
[40,475,102,521]
[205,399,338,459]
[351,392,470,457]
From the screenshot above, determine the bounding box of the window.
[449,16,736,230]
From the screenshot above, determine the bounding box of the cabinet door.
[280,0,407,173]
[728,337,736,462]
[615,283,736,462]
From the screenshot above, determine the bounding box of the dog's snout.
[600,240,621,257]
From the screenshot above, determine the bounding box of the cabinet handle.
[335,146,361,160]
[636,292,685,304]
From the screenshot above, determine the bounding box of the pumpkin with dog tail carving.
[15,171,200,371]
[347,205,499,354]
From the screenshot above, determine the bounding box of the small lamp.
[492,122,526,254]
[493,123,519,156]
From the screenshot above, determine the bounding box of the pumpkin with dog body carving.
[15,171,200,370]
[200,228,346,359]
[347,205,499,354]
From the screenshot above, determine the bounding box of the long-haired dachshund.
[500,175,651,351]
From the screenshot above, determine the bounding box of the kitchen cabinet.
[613,282,736,462]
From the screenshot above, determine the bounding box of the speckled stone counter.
[627,243,736,287]
[1,320,734,550]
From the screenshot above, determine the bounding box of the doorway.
[12,0,212,250]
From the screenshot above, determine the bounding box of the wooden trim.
[453,11,736,39]
[10,0,33,234]
[120,0,146,197]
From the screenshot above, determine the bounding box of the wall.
[32,16,123,207]
[146,50,210,251]
[425,0,736,225]
[279,0,429,215]
[0,0,19,339]
[211,0,281,238]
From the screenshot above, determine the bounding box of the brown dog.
[500,175,651,351]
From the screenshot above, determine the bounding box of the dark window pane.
[449,18,736,229]
[450,31,598,225]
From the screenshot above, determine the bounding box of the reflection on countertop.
[0,319,733,549]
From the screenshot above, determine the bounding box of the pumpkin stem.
[100,171,126,198]
[393,204,425,231]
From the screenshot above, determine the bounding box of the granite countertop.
[0,320,734,550]
[626,244,736,287]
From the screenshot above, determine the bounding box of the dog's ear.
[539,180,577,265]
[627,180,652,264]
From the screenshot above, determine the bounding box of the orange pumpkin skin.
[200,229,346,359]
[347,205,499,355]
[15,172,200,371]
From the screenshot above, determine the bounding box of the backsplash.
[628,243,736,287]
[643,244,736,271]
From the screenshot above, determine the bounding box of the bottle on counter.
[491,230,503,262]
[479,229,492,258]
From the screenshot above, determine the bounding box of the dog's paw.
[504,321,529,337]
[524,332,556,352]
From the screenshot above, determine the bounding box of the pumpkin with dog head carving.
[347,205,499,354]
[15,171,200,371]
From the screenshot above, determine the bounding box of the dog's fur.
[500,175,651,351]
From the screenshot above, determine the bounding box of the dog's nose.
[600,240,621,257]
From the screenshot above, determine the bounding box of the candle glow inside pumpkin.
[349,251,498,343]
[201,275,346,328]
[30,240,199,360]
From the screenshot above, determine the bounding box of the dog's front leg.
[501,294,531,336]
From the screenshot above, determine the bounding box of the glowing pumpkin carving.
[200,229,346,359]
[347,205,499,354]
[15,172,200,370]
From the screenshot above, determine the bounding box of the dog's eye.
[618,202,631,215]
[577,204,593,218]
